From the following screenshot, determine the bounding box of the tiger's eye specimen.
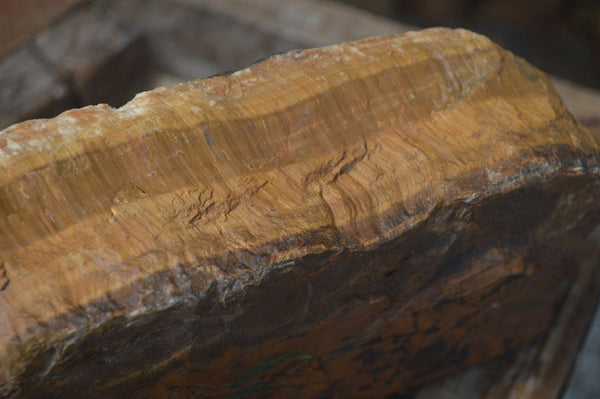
[0,28,599,398]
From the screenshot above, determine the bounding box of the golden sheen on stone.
[0,28,599,398]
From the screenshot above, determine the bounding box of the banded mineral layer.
[0,28,599,398]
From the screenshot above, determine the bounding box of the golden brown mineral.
[0,28,599,398]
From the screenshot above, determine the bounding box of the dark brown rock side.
[0,28,599,398]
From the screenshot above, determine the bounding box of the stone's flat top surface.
[0,27,599,396]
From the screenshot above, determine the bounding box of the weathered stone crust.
[0,28,599,398]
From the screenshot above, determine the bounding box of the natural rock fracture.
[0,28,599,398]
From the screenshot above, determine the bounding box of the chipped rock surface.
[0,28,599,398]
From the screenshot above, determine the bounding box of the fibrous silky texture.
[0,28,599,398]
